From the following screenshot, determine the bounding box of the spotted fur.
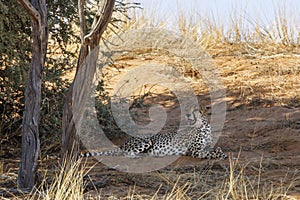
[80,107,227,160]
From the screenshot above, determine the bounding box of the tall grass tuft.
[217,156,297,200]
[29,158,87,200]
[123,1,299,52]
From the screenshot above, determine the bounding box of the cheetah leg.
[122,139,153,158]
[214,147,227,159]
[192,147,227,160]
[123,152,143,158]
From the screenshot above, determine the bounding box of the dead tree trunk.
[62,0,115,160]
[16,0,48,191]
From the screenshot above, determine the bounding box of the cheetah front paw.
[214,147,227,160]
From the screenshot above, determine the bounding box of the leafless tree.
[16,0,48,191]
[62,0,116,160]
[15,0,115,191]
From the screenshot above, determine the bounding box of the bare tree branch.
[78,0,87,43]
[62,0,116,160]
[17,0,48,191]
[77,0,89,70]
[84,0,115,45]
[16,0,41,23]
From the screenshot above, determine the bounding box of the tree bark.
[61,0,115,160]
[17,0,48,191]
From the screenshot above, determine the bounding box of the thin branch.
[84,0,115,45]
[78,0,87,44]
[16,0,41,24]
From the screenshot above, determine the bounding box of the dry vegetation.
[1,2,300,200]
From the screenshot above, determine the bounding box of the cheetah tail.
[79,148,122,157]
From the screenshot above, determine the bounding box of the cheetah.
[80,107,227,160]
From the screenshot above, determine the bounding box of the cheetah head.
[185,107,206,125]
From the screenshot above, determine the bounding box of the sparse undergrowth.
[1,1,299,200]
[1,156,298,199]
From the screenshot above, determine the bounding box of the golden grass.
[219,157,296,200]
[28,158,87,200]
[121,2,299,51]
[2,2,298,200]
[90,156,297,199]
[1,157,297,199]
[74,4,299,198]
[102,1,299,106]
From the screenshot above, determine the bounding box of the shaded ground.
[1,44,300,199]
[80,46,300,198]
[79,105,300,199]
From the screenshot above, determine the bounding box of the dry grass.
[36,159,86,200]
[27,158,87,200]
[79,2,299,199]
[75,2,299,199]
[1,1,299,200]
[218,157,297,200]
[81,157,297,199]
[0,158,87,199]
[122,2,299,50]
[1,157,298,199]
[104,1,299,105]
[31,160,86,200]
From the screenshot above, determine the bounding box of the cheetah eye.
[193,109,199,113]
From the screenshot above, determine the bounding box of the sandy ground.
[1,45,299,199]
[79,46,300,198]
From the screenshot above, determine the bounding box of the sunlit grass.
[121,1,299,51]
[28,158,87,200]
[94,156,297,199]
[1,155,297,199]
[218,157,297,200]
[2,1,299,200]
